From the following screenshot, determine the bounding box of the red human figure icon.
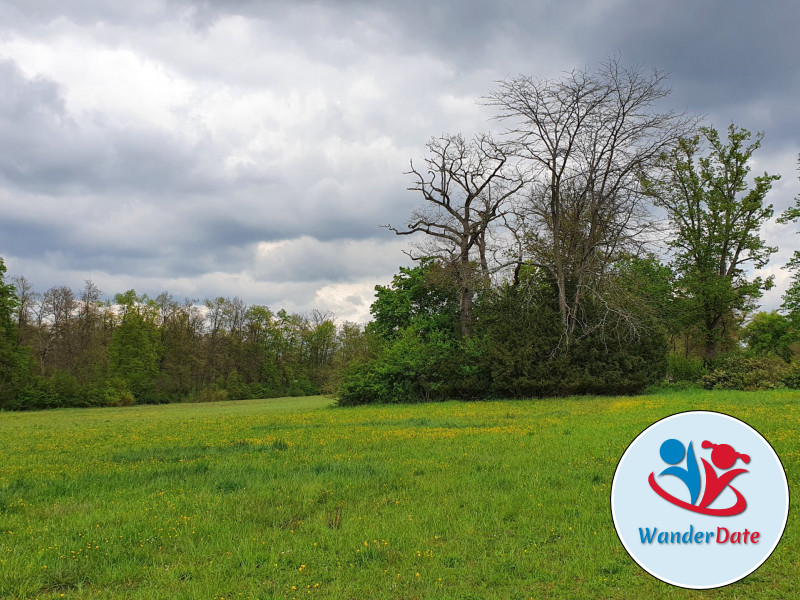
[698,441,750,510]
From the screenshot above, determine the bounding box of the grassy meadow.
[1,389,798,599]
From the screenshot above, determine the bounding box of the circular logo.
[610,411,789,589]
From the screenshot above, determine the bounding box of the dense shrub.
[10,372,108,410]
[741,311,797,362]
[13,376,61,410]
[337,329,487,406]
[100,377,136,407]
[338,268,668,405]
[666,353,707,383]
[780,364,800,389]
[474,279,666,398]
[480,323,667,398]
[190,386,230,403]
[702,354,792,391]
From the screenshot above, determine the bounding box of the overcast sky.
[1,0,798,322]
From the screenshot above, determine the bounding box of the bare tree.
[39,286,78,373]
[484,57,697,347]
[11,276,38,332]
[204,297,226,338]
[73,280,105,380]
[155,292,180,326]
[386,133,524,336]
[223,297,248,338]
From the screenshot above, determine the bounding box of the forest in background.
[0,274,375,409]
[2,59,800,410]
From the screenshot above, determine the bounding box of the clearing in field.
[1,389,798,599]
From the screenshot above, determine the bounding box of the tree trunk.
[704,316,722,362]
[459,252,473,337]
[460,285,473,337]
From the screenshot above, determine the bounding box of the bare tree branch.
[387,132,526,335]
[483,57,698,348]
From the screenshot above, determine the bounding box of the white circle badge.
[611,411,789,589]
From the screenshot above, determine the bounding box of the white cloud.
[312,281,381,324]
[0,34,193,132]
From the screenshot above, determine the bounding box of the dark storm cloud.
[170,0,800,144]
[0,59,69,185]
[251,237,402,284]
[567,2,800,145]
[587,2,800,93]
[0,208,252,279]
[0,59,228,196]
[0,214,69,257]
[175,0,538,62]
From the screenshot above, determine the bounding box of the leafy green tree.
[335,321,376,366]
[302,310,337,388]
[157,296,205,400]
[609,256,678,331]
[241,304,273,385]
[368,259,459,341]
[0,259,17,331]
[0,258,27,407]
[776,155,800,325]
[741,311,797,362]
[325,321,381,394]
[73,280,111,385]
[40,285,78,376]
[109,290,162,402]
[644,125,779,360]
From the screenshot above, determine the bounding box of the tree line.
[0,273,374,409]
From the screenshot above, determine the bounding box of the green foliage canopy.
[644,124,779,359]
[368,259,459,341]
[741,311,797,362]
[776,155,800,324]
[0,258,27,405]
[109,292,163,402]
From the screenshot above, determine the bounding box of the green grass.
[1,389,798,599]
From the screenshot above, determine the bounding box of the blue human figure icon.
[658,439,701,505]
